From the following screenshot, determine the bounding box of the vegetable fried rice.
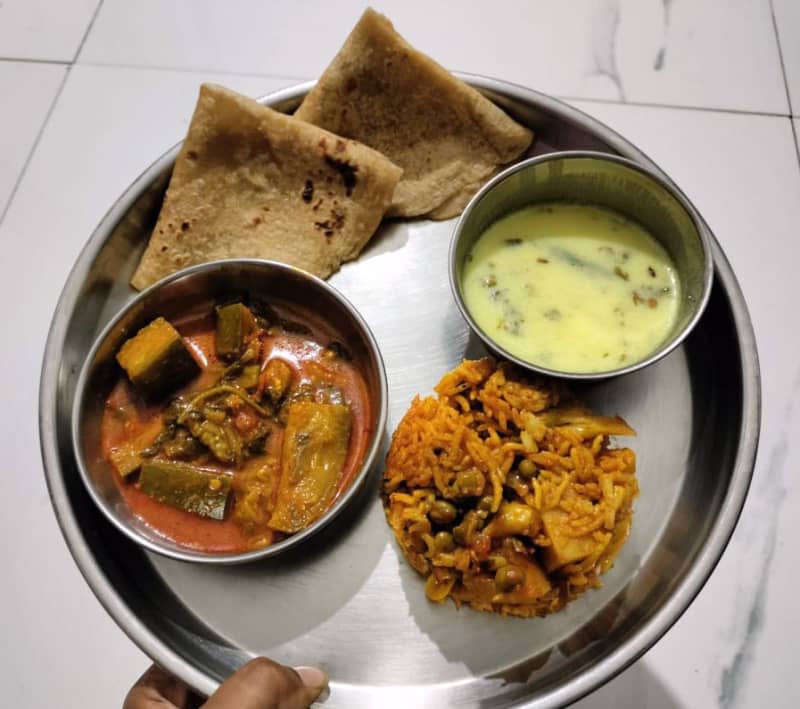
[383,358,638,617]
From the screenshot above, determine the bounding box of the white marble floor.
[2,1,799,707]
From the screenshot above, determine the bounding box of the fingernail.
[294,665,328,691]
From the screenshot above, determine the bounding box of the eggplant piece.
[277,381,345,424]
[160,428,205,460]
[269,402,351,533]
[109,444,142,477]
[138,460,231,520]
[215,303,254,360]
[116,317,200,398]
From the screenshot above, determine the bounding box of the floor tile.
[0,0,99,61]
[612,0,786,113]
[570,99,800,708]
[79,0,788,113]
[774,0,800,115]
[0,61,65,218]
[6,63,800,706]
[795,118,800,159]
[2,64,295,267]
[0,64,295,708]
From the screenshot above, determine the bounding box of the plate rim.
[38,74,761,708]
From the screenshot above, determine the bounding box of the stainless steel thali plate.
[39,76,760,708]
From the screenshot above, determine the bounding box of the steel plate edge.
[38,75,761,707]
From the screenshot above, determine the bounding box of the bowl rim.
[70,257,389,565]
[448,149,715,380]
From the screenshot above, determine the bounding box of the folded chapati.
[294,8,533,220]
[131,84,403,290]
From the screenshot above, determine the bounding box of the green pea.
[477,495,494,512]
[495,565,525,592]
[518,459,536,478]
[455,469,483,495]
[429,499,457,524]
[434,531,455,553]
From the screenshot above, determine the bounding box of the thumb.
[203,657,328,709]
[123,664,195,709]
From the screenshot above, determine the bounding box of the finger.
[123,664,193,709]
[203,657,328,709]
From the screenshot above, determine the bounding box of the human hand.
[124,658,328,709]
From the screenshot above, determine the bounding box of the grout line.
[767,0,800,183]
[72,0,105,64]
[0,66,71,229]
[0,56,70,66]
[768,0,794,116]
[74,59,309,84]
[64,59,798,120]
[559,94,791,119]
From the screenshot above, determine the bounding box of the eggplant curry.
[101,300,371,553]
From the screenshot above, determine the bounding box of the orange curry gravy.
[100,305,372,553]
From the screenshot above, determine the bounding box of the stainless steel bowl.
[71,258,388,564]
[450,151,714,379]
